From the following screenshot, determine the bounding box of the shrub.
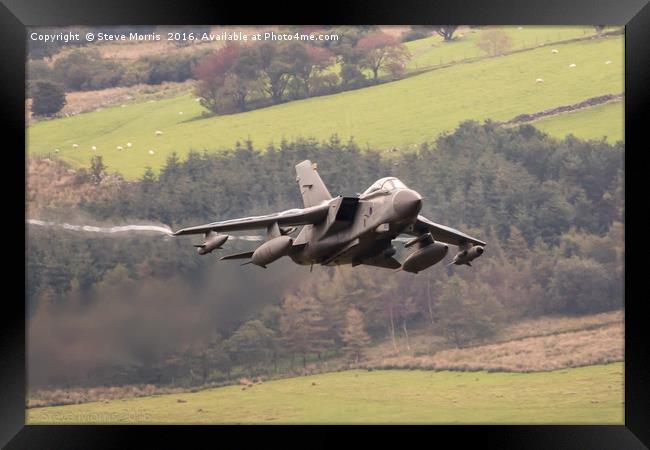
[31,80,66,116]
[141,53,198,84]
[340,63,366,88]
[401,26,434,42]
[547,257,617,314]
[121,61,151,86]
[53,49,124,91]
[27,60,56,96]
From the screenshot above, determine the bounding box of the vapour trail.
[26,219,265,241]
[27,219,173,235]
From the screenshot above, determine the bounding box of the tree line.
[27,27,413,117]
[192,28,410,114]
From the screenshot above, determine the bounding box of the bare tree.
[340,307,371,364]
[476,29,513,56]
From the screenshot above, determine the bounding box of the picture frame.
[1,0,646,446]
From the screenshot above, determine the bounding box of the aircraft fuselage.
[288,184,423,267]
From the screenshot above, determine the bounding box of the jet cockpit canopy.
[362,177,408,196]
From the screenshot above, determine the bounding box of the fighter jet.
[172,160,485,273]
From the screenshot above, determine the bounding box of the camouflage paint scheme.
[173,161,485,273]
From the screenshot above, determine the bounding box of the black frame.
[2,0,647,447]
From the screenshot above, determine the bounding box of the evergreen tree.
[505,225,529,257]
[279,294,333,367]
[89,155,106,184]
[224,320,275,375]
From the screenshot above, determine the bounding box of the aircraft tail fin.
[295,160,332,208]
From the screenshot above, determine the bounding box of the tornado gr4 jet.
[172,160,485,273]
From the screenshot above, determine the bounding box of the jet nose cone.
[393,189,422,218]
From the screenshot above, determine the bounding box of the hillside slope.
[533,101,623,142]
[406,26,601,70]
[28,36,623,179]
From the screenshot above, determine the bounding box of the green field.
[533,101,623,143]
[406,26,601,70]
[28,363,623,424]
[28,35,623,179]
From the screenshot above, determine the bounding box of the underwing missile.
[194,231,228,255]
[450,245,484,266]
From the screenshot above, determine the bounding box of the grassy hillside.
[406,26,601,70]
[28,35,623,179]
[28,362,623,424]
[532,101,623,142]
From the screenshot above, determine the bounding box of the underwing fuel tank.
[252,235,294,268]
[402,242,448,273]
[195,232,228,255]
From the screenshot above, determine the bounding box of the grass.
[362,310,623,364]
[28,35,623,179]
[374,322,623,372]
[406,26,602,70]
[532,100,623,143]
[27,362,623,424]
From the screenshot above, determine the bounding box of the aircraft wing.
[172,203,329,236]
[413,215,486,247]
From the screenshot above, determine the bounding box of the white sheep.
[91,145,97,150]
[605,60,612,64]
[535,78,544,83]
[551,49,559,54]
[149,150,155,155]
[117,146,123,150]
[569,63,576,68]
[72,144,79,148]
[155,130,163,136]
[178,111,184,115]
[126,142,132,148]
[54,148,60,153]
